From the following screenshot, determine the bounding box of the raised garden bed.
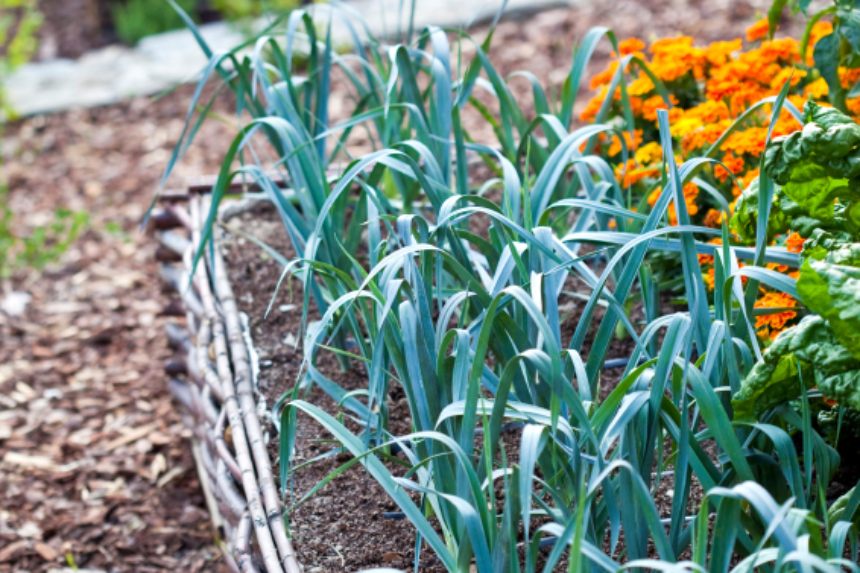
[147,2,860,572]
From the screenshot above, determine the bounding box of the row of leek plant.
[162,1,860,571]
[278,100,859,572]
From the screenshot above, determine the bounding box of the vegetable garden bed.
[150,2,860,572]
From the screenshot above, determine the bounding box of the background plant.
[111,0,199,45]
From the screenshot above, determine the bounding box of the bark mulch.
[0,85,235,572]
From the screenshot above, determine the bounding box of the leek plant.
[165,1,860,571]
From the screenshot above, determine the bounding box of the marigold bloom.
[715,153,745,182]
[805,77,829,99]
[671,116,703,138]
[648,182,699,225]
[847,97,860,117]
[635,141,663,165]
[704,39,742,66]
[684,100,730,123]
[608,129,643,156]
[839,66,860,89]
[615,159,659,187]
[704,267,716,290]
[580,89,607,122]
[806,21,834,65]
[785,232,805,253]
[627,74,655,96]
[770,67,806,90]
[758,39,800,65]
[681,120,732,153]
[721,127,769,157]
[754,292,797,333]
[616,37,646,57]
[640,94,677,122]
[590,62,619,90]
[747,19,770,42]
[703,209,725,229]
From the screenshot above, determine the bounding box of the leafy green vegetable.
[828,486,860,527]
[730,177,791,243]
[764,101,860,186]
[733,315,860,420]
[802,228,860,265]
[797,259,860,361]
[818,403,860,443]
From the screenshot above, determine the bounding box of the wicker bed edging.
[156,190,302,573]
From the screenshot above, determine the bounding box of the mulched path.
[1,0,810,570]
[0,85,236,572]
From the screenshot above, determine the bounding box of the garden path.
[5,0,574,117]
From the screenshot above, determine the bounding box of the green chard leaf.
[733,316,860,420]
[764,101,860,186]
[797,259,860,362]
[730,177,791,244]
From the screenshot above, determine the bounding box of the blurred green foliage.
[111,0,199,45]
[0,0,43,118]
[0,185,89,278]
[212,0,301,21]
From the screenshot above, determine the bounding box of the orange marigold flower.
[635,141,663,165]
[650,36,695,54]
[580,89,607,123]
[754,291,797,332]
[671,116,704,138]
[805,77,829,99]
[627,74,655,96]
[766,262,790,273]
[615,159,659,187]
[770,67,806,90]
[684,100,730,123]
[785,232,805,253]
[590,62,619,90]
[735,168,760,197]
[721,127,768,157]
[616,37,646,57]
[747,19,770,42]
[648,182,699,225]
[806,21,833,65]
[608,129,643,156]
[839,66,860,89]
[758,39,800,64]
[704,267,716,290]
[698,253,715,266]
[715,153,745,182]
[640,94,677,122]
[704,39,742,66]
[703,209,725,228]
[847,97,860,118]
[681,120,732,153]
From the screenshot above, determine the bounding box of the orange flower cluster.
[583,19,837,203]
[583,18,843,314]
[646,182,699,226]
[754,291,797,340]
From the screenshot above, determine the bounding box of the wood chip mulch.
[0,85,235,572]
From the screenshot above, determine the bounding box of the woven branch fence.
[156,191,302,573]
